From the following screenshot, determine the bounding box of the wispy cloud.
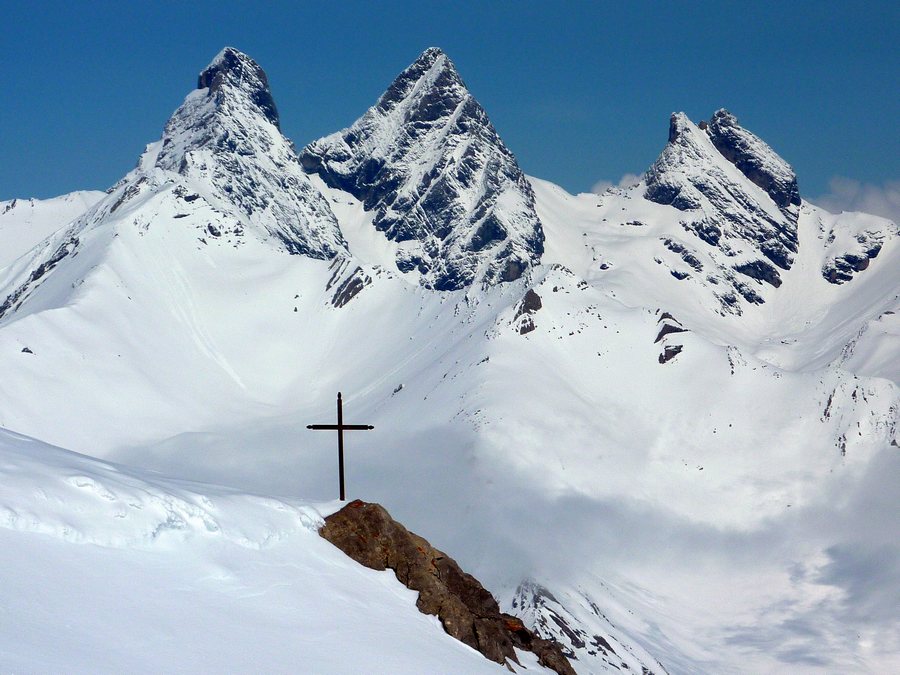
[812,177,900,223]
[591,172,642,194]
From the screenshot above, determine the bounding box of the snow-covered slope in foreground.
[0,428,544,674]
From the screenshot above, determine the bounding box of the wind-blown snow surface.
[2,48,899,674]
[0,429,521,674]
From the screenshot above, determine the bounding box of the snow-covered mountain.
[1,47,898,674]
[611,108,894,317]
[148,47,346,259]
[536,109,899,382]
[644,109,800,307]
[300,47,544,291]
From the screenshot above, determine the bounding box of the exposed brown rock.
[320,500,575,675]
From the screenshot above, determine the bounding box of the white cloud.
[812,177,900,223]
[591,172,642,195]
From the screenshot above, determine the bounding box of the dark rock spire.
[197,47,280,129]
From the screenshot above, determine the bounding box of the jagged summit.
[197,46,280,128]
[300,47,544,291]
[643,109,801,304]
[133,46,345,259]
[598,108,894,315]
[705,108,800,211]
[651,108,800,221]
[416,46,446,62]
[373,46,456,115]
[0,47,347,323]
[664,111,692,144]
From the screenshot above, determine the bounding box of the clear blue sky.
[2,1,897,200]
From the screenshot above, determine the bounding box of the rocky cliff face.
[706,109,801,212]
[821,221,892,284]
[300,48,544,291]
[644,110,800,299]
[320,500,575,675]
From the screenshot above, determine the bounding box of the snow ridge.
[0,428,323,550]
[0,191,104,269]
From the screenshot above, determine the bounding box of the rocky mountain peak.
[374,46,459,116]
[709,108,738,128]
[643,110,802,309]
[667,112,693,143]
[122,47,345,260]
[416,45,447,64]
[706,108,800,211]
[197,47,280,129]
[154,46,286,171]
[300,48,544,291]
[386,46,449,86]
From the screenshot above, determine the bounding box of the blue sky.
[2,1,897,205]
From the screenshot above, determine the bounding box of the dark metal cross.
[307,392,374,501]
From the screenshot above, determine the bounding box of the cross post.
[307,392,374,500]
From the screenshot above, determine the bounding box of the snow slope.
[533,177,900,379]
[0,428,533,674]
[0,191,104,268]
[1,48,898,674]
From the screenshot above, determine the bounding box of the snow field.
[0,428,531,674]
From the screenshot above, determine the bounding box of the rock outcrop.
[822,229,886,284]
[320,500,575,675]
[514,288,542,334]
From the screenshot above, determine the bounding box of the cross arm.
[307,424,374,430]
